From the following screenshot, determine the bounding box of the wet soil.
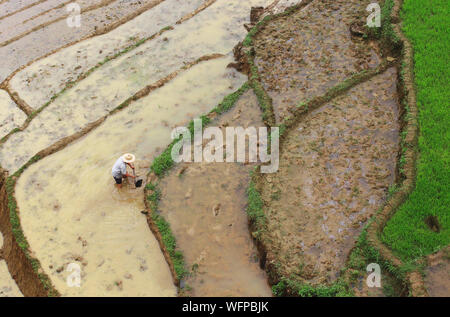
[425,248,450,297]
[253,0,381,123]
[159,90,272,296]
[15,57,245,296]
[258,68,400,285]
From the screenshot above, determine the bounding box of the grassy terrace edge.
[5,156,59,296]
[143,82,251,292]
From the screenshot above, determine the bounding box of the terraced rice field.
[0,0,447,298]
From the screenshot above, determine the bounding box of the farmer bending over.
[112,153,136,188]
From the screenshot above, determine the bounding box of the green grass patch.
[246,174,266,232]
[146,182,187,279]
[381,0,450,261]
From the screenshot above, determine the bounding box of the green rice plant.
[381,0,450,261]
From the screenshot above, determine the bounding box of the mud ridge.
[0,0,166,87]
[140,82,262,294]
[4,89,33,116]
[1,53,224,294]
[0,0,140,47]
[0,52,225,164]
[0,3,219,148]
[424,247,450,296]
[0,0,48,21]
[365,0,424,297]
[277,62,394,141]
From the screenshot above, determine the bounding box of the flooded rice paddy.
[15,56,246,296]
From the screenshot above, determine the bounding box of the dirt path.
[159,90,272,296]
[15,56,245,296]
[259,68,400,285]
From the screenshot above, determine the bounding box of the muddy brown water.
[254,0,381,123]
[0,0,163,82]
[259,68,400,285]
[15,57,246,296]
[159,90,272,296]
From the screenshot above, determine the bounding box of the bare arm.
[123,163,135,177]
